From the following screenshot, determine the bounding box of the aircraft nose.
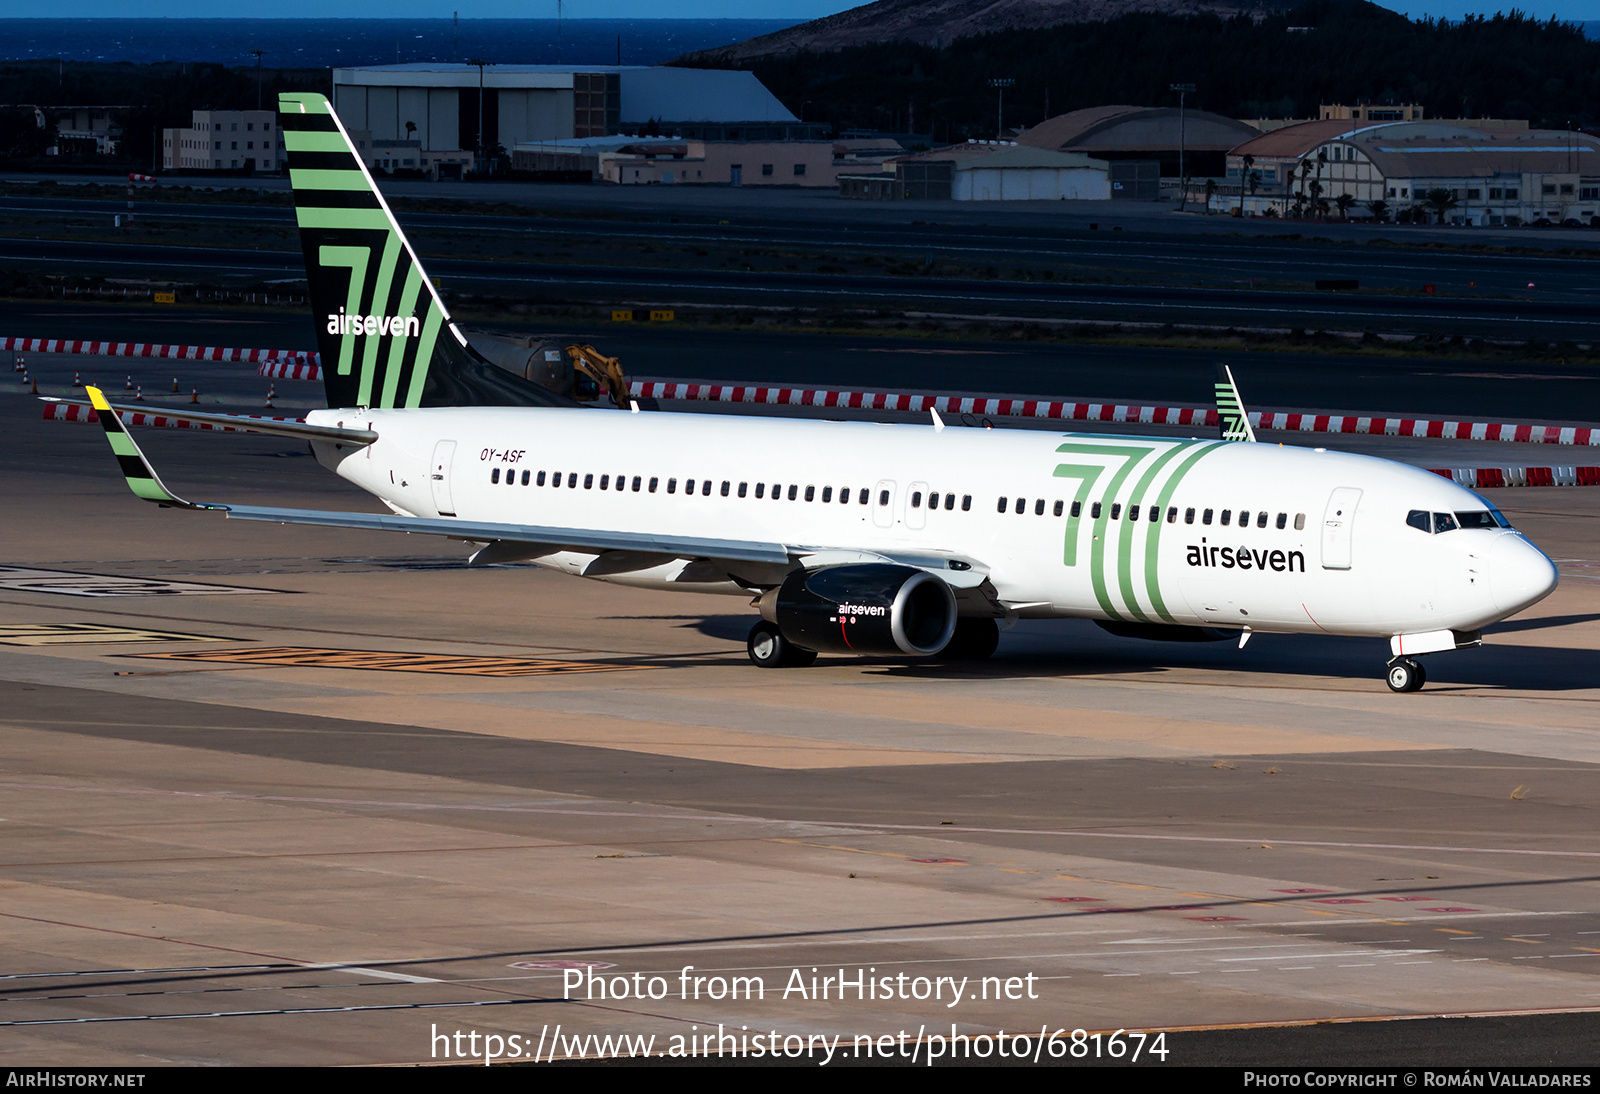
[1489,534,1558,615]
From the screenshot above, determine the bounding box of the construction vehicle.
[462,330,632,410]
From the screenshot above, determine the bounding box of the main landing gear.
[1385,657,1427,693]
[747,620,817,668]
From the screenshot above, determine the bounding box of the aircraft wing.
[82,384,995,583]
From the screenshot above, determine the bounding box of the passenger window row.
[996,496,1309,531]
[484,469,1312,533]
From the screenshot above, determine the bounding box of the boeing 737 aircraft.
[80,92,1559,692]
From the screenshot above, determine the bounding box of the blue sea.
[0,19,803,67]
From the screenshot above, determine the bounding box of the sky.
[9,1,1597,24]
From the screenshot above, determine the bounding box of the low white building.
[162,110,282,172]
[846,142,1110,201]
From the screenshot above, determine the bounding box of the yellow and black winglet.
[86,385,221,510]
[1214,364,1258,443]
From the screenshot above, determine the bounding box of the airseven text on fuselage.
[326,309,421,338]
[1186,537,1307,573]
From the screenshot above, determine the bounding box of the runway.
[2,330,1600,1066]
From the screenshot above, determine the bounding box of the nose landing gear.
[1385,657,1427,693]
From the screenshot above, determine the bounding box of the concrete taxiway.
[2,346,1599,1066]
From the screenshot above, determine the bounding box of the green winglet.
[85,386,217,509]
[1213,363,1257,443]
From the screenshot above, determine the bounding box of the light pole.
[988,78,1014,142]
[1170,82,1195,207]
[465,57,494,174]
[249,49,265,112]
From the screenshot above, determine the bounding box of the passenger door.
[1321,487,1362,570]
[430,440,458,517]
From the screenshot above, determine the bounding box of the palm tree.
[1367,198,1390,223]
[1236,153,1255,216]
[1204,177,1217,213]
[1307,178,1324,217]
[1334,193,1357,220]
[1422,187,1460,224]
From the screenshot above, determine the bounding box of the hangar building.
[330,64,813,163]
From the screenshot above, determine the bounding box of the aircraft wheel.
[747,620,816,668]
[939,617,1000,660]
[1385,658,1425,693]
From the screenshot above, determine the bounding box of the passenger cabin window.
[738,482,748,497]
[911,491,922,508]
[649,477,659,493]
[599,475,609,489]
[1014,498,1025,515]
[1149,506,1160,523]
[861,489,871,505]
[1090,502,1102,519]
[962,495,971,511]
[522,470,530,485]
[1203,509,1213,525]
[1128,504,1140,521]
[997,497,1008,513]
[756,483,766,499]
[567,473,577,488]
[879,490,889,506]
[1167,507,1177,523]
[537,471,547,486]
[788,485,798,501]
[667,478,677,494]
[1035,499,1045,516]
[491,468,500,483]
[1054,500,1064,517]
[633,476,642,492]
[703,481,713,496]
[1109,503,1121,520]
[1185,508,1195,524]
[1276,512,1287,529]
[1220,510,1231,526]
[1257,512,1268,528]
[721,480,730,496]
[1294,513,1305,530]
[1070,501,1081,518]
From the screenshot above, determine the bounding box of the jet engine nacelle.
[772,564,957,656]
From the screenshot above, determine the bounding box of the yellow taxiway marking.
[134,646,649,677]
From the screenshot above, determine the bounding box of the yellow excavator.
[462,330,633,410]
[564,343,632,411]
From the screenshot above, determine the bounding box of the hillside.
[682,0,1297,63]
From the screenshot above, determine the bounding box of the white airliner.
[80,92,1558,692]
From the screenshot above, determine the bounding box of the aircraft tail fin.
[278,92,573,410]
[1214,364,1257,443]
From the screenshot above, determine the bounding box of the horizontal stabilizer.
[44,398,378,446]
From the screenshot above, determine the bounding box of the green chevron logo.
[1053,437,1221,623]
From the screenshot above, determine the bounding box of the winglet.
[86,385,216,509]
[1214,364,1257,442]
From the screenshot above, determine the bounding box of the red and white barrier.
[42,402,305,432]
[630,381,1217,427]
[1429,466,1600,488]
[631,381,1600,448]
[258,361,323,381]
[2,337,316,365]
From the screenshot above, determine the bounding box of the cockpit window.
[1455,510,1499,530]
[1406,510,1431,533]
[1433,512,1459,534]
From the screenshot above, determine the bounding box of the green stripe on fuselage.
[1116,441,1197,623]
[1142,441,1224,622]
